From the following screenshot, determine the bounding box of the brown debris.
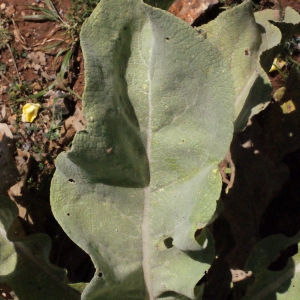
[168,0,219,24]
[218,151,235,193]
[43,90,70,115]
[59,108,86,144]
[4,5,15,18]
[230,269,253,283]
[0,85,8,95]
[11,19,28,49]
[8,149,31,220]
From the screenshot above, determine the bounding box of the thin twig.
[0,71,10,84]
[218,151,236,194]
[286,55,300,68]
[6,43,21,83]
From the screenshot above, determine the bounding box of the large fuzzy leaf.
[50,0,235,299]
[0,195,80,300]
[199,1,278,131]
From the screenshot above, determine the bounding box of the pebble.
[31,82,42,91]
[0,3,6,10]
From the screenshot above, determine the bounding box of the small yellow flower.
[22,103,41,122]
[281,100,296,114]
[269,58,286,73]
[273,87,286,102]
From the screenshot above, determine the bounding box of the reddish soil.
[0,0,93,287]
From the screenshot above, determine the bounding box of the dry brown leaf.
[59,108,86,144]
[27,51,47,72]
[1,105,6,120]
[4,5,15,17]
[41,70,55,81]
[43,90,69,115]
[11,19,28,48]
[8,149,31,220]
[230,269,253,282]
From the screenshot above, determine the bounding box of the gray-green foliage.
[199,1,278,131]
[244,234,300,300]
[50,0,300,299]
[50,0,236,298]
[0,195,80,300]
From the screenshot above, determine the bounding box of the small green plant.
[0,13,12,50]
[8,81,33,103]
[0,13,21,83]
[43,122,62,141]
[68,0,100,22]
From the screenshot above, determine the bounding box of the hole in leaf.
[164,237,173,249]
[165,37,170,41]
[245,49,249,55]
[98,272,102,278]
[68,179,75,184]
[67,213,70,216]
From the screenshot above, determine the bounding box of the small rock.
[0,3,6,10]
[31,82,42,91]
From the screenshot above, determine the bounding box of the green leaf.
[0,196,80,300]
[284,6,300,24]
[259,8,300,75]
[243,233,300,300]
[50,0,236,299]
[58,49,73,78]
[199,1,277,131]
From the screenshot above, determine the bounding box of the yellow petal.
[273,87,286,102]
[280,100,296,114]
[269,58,286,73]
[22,103,41,122]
